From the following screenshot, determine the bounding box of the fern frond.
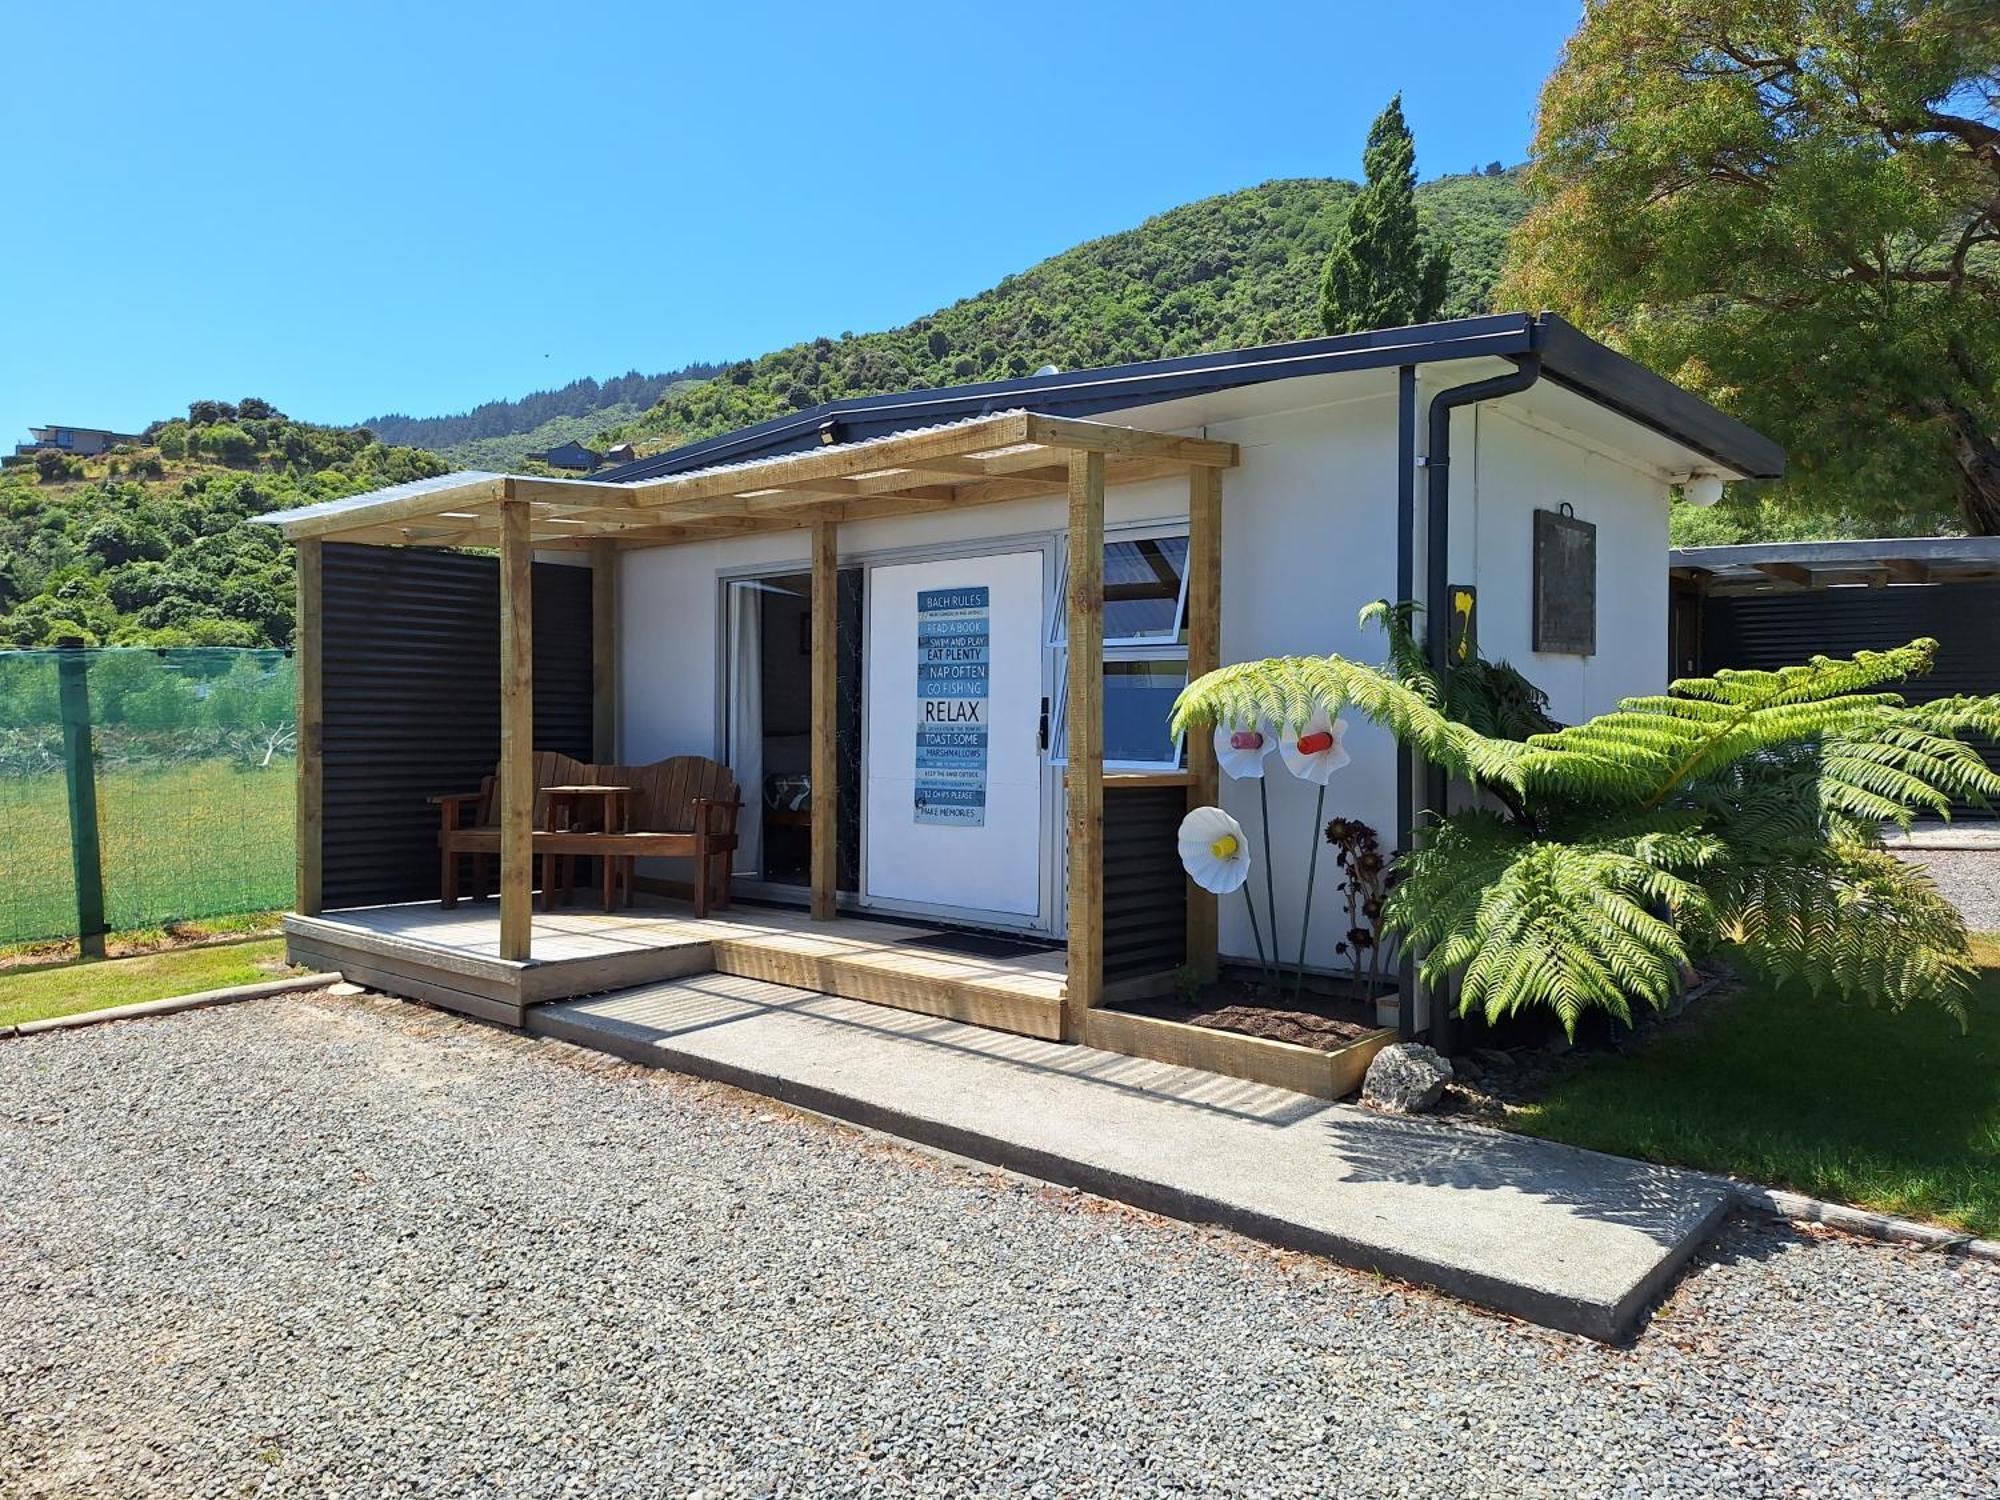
[1705,841,1973,1023]
[1170,654,1532,794]
[1381,813,1716,1037]
[1357,598,1558,739]
[1821,695,2000,829]
[1516,642,1934,809]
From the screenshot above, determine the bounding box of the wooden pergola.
[281,410,1237,1041]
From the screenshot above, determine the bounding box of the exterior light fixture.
[1684,473,1725,507]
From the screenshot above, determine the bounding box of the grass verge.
[0,937,300,1029]
[1510,937,2000,1238]
[0,911,285,970]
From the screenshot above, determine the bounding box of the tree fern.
[1173,607,1995,1033]
[1386,813,1714,1033]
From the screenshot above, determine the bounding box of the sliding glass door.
[721,568,863,893]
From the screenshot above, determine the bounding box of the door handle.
[1037,696,1050,752]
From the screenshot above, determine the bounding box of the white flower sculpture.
[1213,723,1274,780]
[1278,713,1351,784]
[1177,805,1252,894]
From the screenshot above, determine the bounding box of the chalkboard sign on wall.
[1533,507,1597,655]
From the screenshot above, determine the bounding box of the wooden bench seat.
[436,751,741,918]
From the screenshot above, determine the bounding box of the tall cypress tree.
[1319,95,1452,335]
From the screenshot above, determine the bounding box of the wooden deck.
[284,899,1072,1036]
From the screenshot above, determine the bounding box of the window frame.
[1049,521,1191,771]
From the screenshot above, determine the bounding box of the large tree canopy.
[1503,0,2000,536]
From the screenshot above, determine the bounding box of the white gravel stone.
[1899,847,2000,934]
[2,993,1994,1498]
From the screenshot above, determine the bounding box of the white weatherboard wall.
[1447,401,1672,723]
[615,374,1676,978]
[1174,392,1402,977]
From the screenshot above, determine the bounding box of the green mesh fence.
[0,648,295,945]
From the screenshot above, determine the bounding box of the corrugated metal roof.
[252,470,504,529]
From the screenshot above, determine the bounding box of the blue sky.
[0,1,1580,444]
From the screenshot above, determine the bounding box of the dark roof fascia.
[597,311,1785,485]
[1533,315,1785,479]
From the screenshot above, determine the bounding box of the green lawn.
[0,938,297,1029]
[0,761,293,944]
[1511,938,2000,1238]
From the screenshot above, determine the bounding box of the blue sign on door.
[914,586,989,826]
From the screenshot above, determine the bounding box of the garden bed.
[1115,980,1383,1054]
[1085,977,1397,1099]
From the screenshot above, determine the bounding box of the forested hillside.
[362,365,723,469]
[607,170,1526,454]
[0,404,445,649]
[0,168,1525,650]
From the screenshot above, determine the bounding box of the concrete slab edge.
[1378,1106,2000,1264]
[2,972,344,1039]
[525,1007,1678,1341]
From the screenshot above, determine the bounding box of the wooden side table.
[542,785,632,911]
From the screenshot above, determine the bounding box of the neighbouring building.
[15,424,144,458]
[529,440,603,471]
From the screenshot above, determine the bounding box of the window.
[1050,526,1190,769]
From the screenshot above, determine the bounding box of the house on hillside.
[529,440,602,471]
[258,312,1782,1088]
[15,424,144,458]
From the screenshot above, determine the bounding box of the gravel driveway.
[3,994,1994,1498]
[1899,847,2000,934]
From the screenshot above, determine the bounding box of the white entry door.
[864,550,1046,921]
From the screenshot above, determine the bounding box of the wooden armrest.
[427,792,485,806]
[690,796,743,835]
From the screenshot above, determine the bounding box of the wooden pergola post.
[497,495,535,961]
[294,537,323,918]
[590,537,618,763]
[1185,466,1221,980]
[1062,450,1106,1040]
[809,519,838,920]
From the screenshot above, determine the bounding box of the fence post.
[54,645,108,958]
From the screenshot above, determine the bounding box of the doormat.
[896,930,1054,960]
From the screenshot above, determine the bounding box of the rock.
[1360,1043,1454,1113]
[1470,1047,1516,1071]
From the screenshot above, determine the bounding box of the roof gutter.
[1424,351,1543,675]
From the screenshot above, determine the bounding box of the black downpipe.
[1419,350,1542,1051]
[1394,366,1418,1038]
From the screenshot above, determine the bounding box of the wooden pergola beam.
[282,475,507,540]
[497,498,535,962]
[1062,448,1106,1042]
[1185,466,1221,981]
[1753,561,1815,588]
[277,415,1240,551]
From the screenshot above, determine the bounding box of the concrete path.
[530,973,1733,1341]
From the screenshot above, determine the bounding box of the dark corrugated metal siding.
[1102,786,1188,978]
[1699,582,2000,813]
[321,544,593,908]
